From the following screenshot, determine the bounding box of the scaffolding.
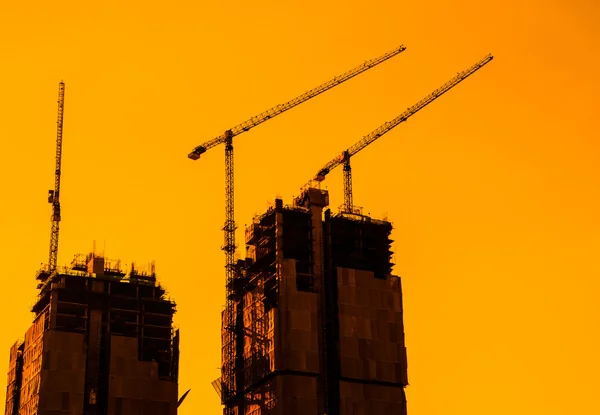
[218,204,287,414]
[328,213,394,279]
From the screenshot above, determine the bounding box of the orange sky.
[1,0,599,413]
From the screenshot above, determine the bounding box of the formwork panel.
[271,374,318,415]
[107,335,177,415]
[337,268,408,386]
[36,331,86,414]
[339,381,407,415]
[277,259,320,374]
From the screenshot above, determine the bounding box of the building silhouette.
[4,253,179,415]
[215,187,408,414]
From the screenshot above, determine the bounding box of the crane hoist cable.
[298,53,494,213]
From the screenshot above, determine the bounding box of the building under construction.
[4,253,180,415]
[215,187,408,415]
[192,51,492,415]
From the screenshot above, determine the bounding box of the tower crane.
[187,44,406,409]
[47,81,65,272]
[305,53,494,213]
[188,45,406,273]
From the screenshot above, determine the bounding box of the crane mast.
[223,130,234,292]
[188,44,407,411]
[48,81,65,272]
[310,53,494,213]
[342,152,353,212]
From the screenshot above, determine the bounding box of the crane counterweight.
[188,146,207,159]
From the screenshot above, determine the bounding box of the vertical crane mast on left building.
[47,81,65,272]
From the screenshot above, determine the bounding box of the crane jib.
[188,44,407,159]
[311,53,494,182]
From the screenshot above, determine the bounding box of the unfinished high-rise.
[4,253,180,415]
[215,187,408,415]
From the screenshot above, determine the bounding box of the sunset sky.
[1,0,599,413]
